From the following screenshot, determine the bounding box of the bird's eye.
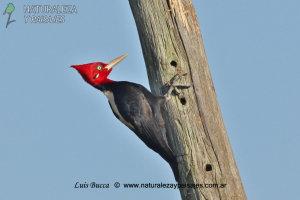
[94,73,99,79]
[97,65,103,70]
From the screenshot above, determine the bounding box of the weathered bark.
[129,0,246,199]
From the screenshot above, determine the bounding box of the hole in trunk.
[205,164,212,171]
[170,60,177,67]
[180,97,186,105]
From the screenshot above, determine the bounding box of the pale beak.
[105,53,128,70]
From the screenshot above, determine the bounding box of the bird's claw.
[174,87,181,95]
[164,72,191,99]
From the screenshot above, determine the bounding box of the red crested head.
[71,54,128,87]
[71,61,112,86]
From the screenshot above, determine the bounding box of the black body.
[96,81,179,181]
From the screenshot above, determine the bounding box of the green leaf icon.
[3,3,15,15]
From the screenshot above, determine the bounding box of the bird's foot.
[164,72,191,100]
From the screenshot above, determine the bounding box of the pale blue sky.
[0,0,299,199]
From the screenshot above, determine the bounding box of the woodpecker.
[71,54,189,181]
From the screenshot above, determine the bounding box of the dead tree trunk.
[129,0,246,199]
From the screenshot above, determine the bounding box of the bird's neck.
[95,79,115,91]
[101,78,114,85]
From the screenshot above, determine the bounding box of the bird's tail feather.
[169,159,180,182]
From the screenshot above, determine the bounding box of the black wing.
[110,82,175,164]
